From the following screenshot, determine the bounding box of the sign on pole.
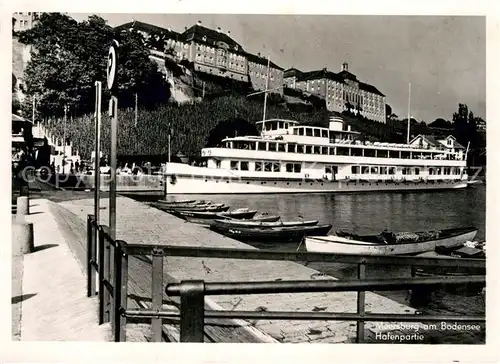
[107,40,119,242]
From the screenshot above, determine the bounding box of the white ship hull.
[305,229,478,255]
[164,173,468,195]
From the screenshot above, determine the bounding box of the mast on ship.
[406,82,411,144]
[263,54,271,122]
[247,53,272,135]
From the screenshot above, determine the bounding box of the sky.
[69,13,486,122]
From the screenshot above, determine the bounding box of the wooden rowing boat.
[305,227,478,255]
[210,223,332,243]
[211,218,319,229]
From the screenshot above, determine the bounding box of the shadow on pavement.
[32,244,59,253]
[11,293,37,304]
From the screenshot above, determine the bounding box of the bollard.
[12,220,34,255]
[16,196,29,217]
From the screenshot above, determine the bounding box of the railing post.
[179,280,205,343]
[113,240,128,342]
[86,215,95,297]
[151,247,164,342]
[356,262,366,343]
[98,226,105,324]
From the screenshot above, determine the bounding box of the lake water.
[139,185,486,342]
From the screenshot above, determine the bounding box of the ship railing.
[86,215,485,343]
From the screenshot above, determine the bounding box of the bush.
[43,95,331,160]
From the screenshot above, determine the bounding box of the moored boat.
[178,208,258,224]
[304,227,478,255]
[150,201,227,211]
[210,223,332,243]
[412,245,485,296]
[156,199,200,205]
[211,218,319,229]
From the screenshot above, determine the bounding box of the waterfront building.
[116,20,284,95]
[12,12,44,104]
[284,63,386,123]
[12,12,42,32]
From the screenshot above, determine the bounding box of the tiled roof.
[246,52,283,70]
[358,81,385,97]
[115,21,182,39]
[182,24,244,52]
[297,69,345,84]
[412,134,466,150]
[284,68,303,78]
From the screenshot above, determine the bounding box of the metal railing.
[86,214,486,343]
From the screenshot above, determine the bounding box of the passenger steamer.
[163,117,469,194]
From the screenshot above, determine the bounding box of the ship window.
[294,163,301,173]
[287,144,295,153]
[371,166,379,174]
[264,162,273,172]
[389,150,399,158]
[305,146,312,154]
[362,166,370,174]
[322,130,328,138]
[273,163,280,172]
[278,121,284,129]
[296,145,304,153]
[299,128,304,136]
[401,151,411,159]
[436,168,442,175]
[286,163,294,172]
[258,142,267,151]
[351,166,360,174]
[306,128,313,136]
[380,166,387,174]
[230,161,239,170]
[388,167,396,175]
[364,149,376,157]
[415,168,420,175]
[337,147,349,156]
[429,168,434,175]
[293,128,299,135]
[278,143,285,152]
[321,147,328,155]
[329,147,336,155]
[255,162,263,171]
[313,146,321,154]
[351,148,362,156]
[240,161,249,171]
[268,143,277,152]
[216,160,221,168]
[314,129,321,137]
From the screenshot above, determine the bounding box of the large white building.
[116,20,284,95]
[284,63,386,123]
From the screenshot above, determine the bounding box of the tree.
[429,118,452,129]
[205,118,259,147]
[17,13,168,118]
[385,104,392,117]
